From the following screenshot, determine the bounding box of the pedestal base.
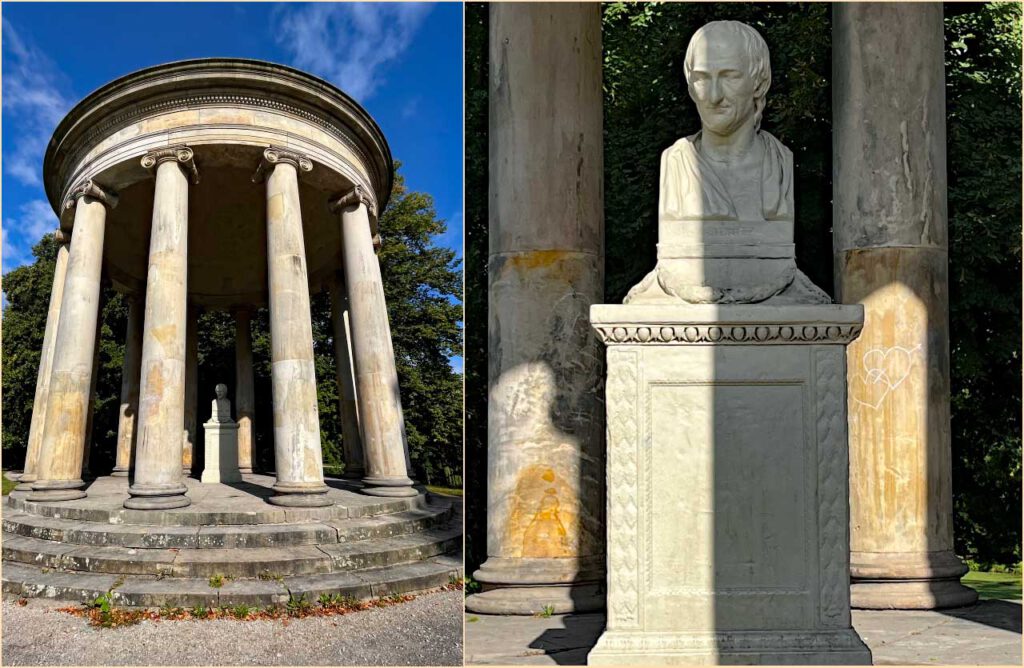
[201,421,241,484]
[361,475,417,497]
[27,479,86,502]
[589,304,868,666]
[466,556,606,614]
[851,549,977,609]
[588,630,872,665]
[124,482,190,509]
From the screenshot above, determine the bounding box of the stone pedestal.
[202,420,241,484]
[588,305,871,665]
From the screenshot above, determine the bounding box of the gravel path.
[1,590,463,666]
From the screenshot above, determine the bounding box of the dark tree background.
[465,2,1021,572]
[3,169,463,490]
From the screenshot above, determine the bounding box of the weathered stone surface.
[127,153,192,510]
[329,274,365,479]
[112,294,143,477]
[589,304,870,664]
[233,310,255,473]
[469,1,606,615]
[336,190,415,497]
[29,197,108,502]
[18,238,69,490]
[319,527,461,571]
[833,3,974,610]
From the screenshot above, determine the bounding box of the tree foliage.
[945,2,1021,568]
[2,168,463,490]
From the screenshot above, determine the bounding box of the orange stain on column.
[505,464,577,558]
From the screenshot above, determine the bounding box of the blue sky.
[2,1,463,370]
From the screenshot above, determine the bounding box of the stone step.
[5,488,434,526]
[1,553,463,609]
[2,504,452,549]
[1,525,461,579]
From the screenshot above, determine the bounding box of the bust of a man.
[661,20,791,221]
[626,20,828,305]
[210,383,233,423]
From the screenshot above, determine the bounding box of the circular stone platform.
[2,475,461,609]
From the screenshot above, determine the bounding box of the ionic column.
[125,146,198,510]
[329,272,365,479]
[182,303,199,476]
[466,3,606,615]
[29,181,116,501]
[254,147,330,507]
[16,231,71,491]
[834,4,976,609]
[234,308,256,474]
[331,187,415,498]
[112,293,144,477]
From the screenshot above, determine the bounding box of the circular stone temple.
[19,58,417,508]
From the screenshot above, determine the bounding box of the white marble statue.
[201,383,241,484]
[626,20,828,305]
[209,383,233,423]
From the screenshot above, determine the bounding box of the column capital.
[141,145,200,184]
[63,179,119,212]
[54,229,72,245]
[252,147,313,183]
[329,184,377,218]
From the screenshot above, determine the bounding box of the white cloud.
[274,3,433,102]
[2,18,75,187]
[3,199,59,273]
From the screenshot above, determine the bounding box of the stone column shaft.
[29,182,114,502]
[126,148,195,510]
[466,2,606,615]
[81,302,104,480]
[234,309,255,474]
[182,303,199,475]
[112,294,144,477]
[259,148,330,507]
[17,234,70,491]
[833,3,976,609]
[333,187,415,497]
[329,273,365,479]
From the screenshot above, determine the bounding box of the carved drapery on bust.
[625,21,829,306]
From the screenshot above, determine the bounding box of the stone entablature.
[42,59,392,304]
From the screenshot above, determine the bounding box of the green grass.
[2,472,19,495]
[426,485,462,497]
[963,570,1022,601]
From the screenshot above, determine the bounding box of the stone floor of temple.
[1,475,462,608]
[464,601,1023,665]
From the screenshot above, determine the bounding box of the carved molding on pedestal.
[593,322,863,346]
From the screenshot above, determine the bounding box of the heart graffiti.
[850,344,922,410]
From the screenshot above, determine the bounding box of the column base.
[14,474,36,492]
[27,479,87,502]
[124,482,190,509]
[110,468,129,477]
[342,467,366,480]
[269,481,332,507]
[466,556,606,614]
[851,549,978,609]
[239,467,253,475]
[587,629,872,665]
[360,475,417,497]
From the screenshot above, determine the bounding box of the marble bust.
[626,20,828,305]
[209,383,233,423]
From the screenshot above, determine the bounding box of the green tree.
[945,2,1021,568]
